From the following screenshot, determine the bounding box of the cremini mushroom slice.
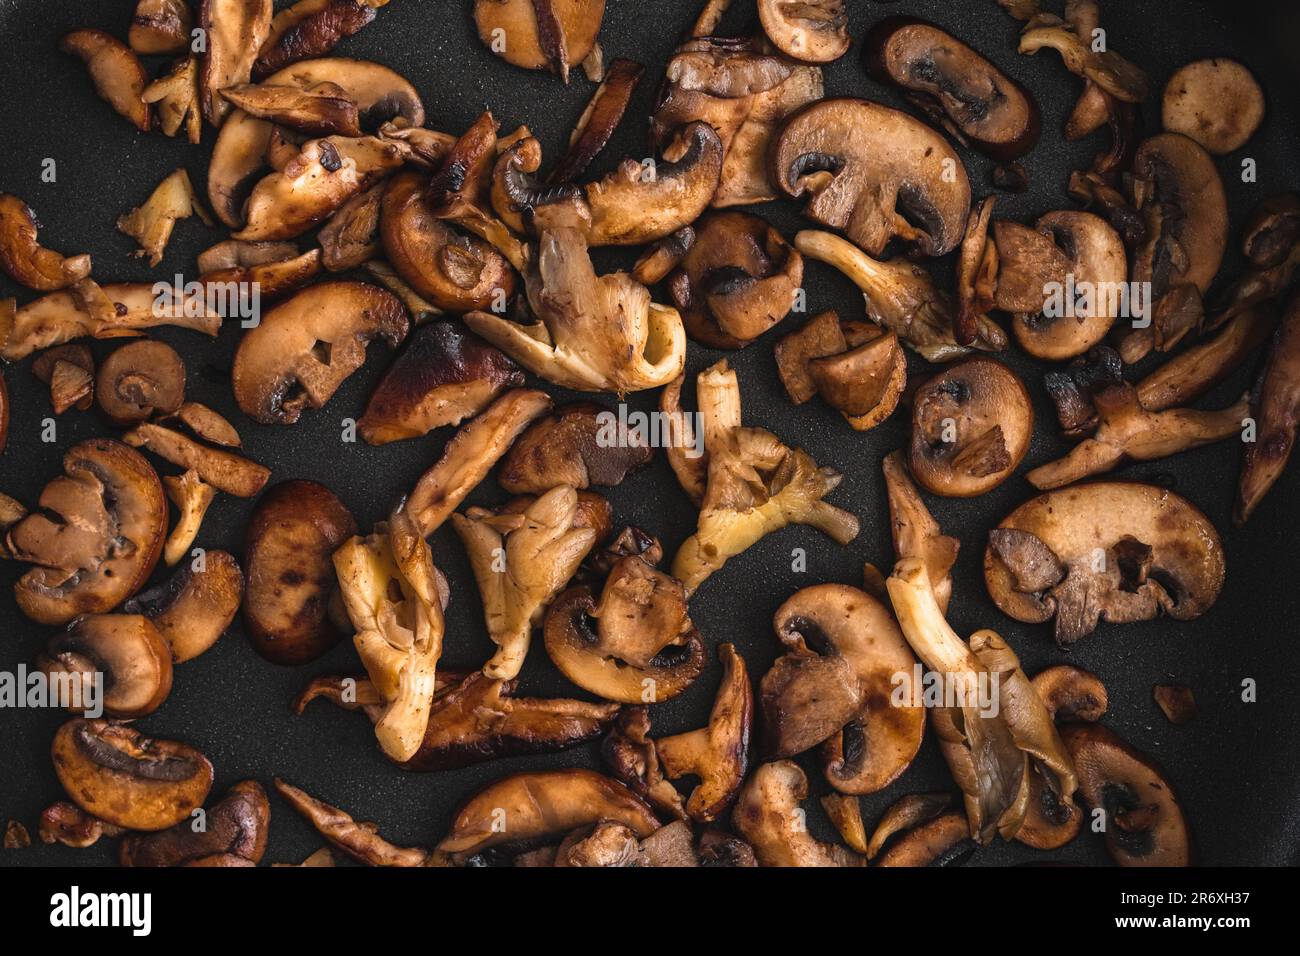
[130,0,194,54]
[1162,58,1264,156]
[0,194,92,291]
[317,183,383,270]
[406,388,552,535]
[670,360,859,595]
[758,0,849,63]
[232,280,407,425]
[142,55,203,144]
[873,809,975,867]
[160,470,215,566]
[94,340,186,427]
[473,0,606,83]
[454,485,600,680]
[199,0,274,125]
[732,761,862,867]
[117,169,214,268]
[985,482,1226,647]
[123,550,243,663]
[549,57,643,185]
[1032,664,1109,724]
[274,778,430,867]
[773,98,971,258]
[882,450,959,615]
[1135,308,1274,419]
[864,16,1041,160]
[602,708,687,820]
[7,439,167,626]
[1237,292,1300,524]
[220,81,362,136]
[862,792,955,861]
[773,309,849,405]
[60,29,151,131]
[123,423,270,498]
[498,402,652,495]
[254,0,386,79]
[51,719,214,832]
[909,357,1033,497]
[32,345,95,415]
[1026,384,1248,490]
[1061,722,1191,866]
[244,479,357,664]
[808,330,906,431]
[38,801,125,849]
[120,780,269,866]
[36,614,173,719]
[164,402,243,449]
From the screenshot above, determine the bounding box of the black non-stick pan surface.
[1,0,1298,868]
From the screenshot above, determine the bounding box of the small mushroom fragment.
[548,58,643,185]
[123,551,243,663]
[123,423,270,498]
[873,809,974,867]
[864,17,1040,160]
[473,0,606,83]
[1032,664,1109,724]
[955,197,998,346]
[882,451,958,614]
[819,793,868,855]
[909,358,1033,497]
[142,56,203,144]
[244,480,357,664]
[7,439,167,626]
[1061,722,1191,866]
[985,483,1226,647]
[0,370,8,454]
[358,322,523,446]
[758,0,849,63]
[254,0,385,79]
[130,0,195,54]
[0,195,92,291]
[498,403,652,495]
[809,331,906,431]
[732,761,862,867]
[1162,59,1264,156]
[1237,293,1300,524]
[602,708,687,820]
[39,802,125,849]
[773,98,971,258]
[95,340,186,427]
[3,821,30,849]
[220,81,362,136]
[32,345,95,415]
[455,485,601,681]
[1043,345,1124,436]
[121,780,269,867]
[60,29,151,132]
[274,779,429,867]
[36,614,173,718]
[160,471,215,566]
[117,170,214,268]
[51,719,214,832]
[232,281,407,425]
[1153,684,1196,726]
[863,792,956,861]
[199,0,274,125]
[774,310,851,405]
[0,492,26,558]
[164,402,243,449]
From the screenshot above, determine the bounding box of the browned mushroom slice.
[316,183,383,271]
[873,810,974,867]
[117,169,214,268]
[130,0,194,53]
[955,197,997,346]
[199,0,274,125]
[864,17,1040,160]
[548,58,642,185]
[94,340,185,427]
[0,195,91,292]
[1137,309,1273,419]
[31,345,95,415]
[758,0,848,63]
[909,358,1032,497]
[774,310,849,405]
[38,802,125,849]
[1152,683,1197,725]
[498,403,652,495]
[254,0,382,79]
[163,471,214,567]
[220,81,362,136]
[1032,664,1109,723]
[51,719,214,832]
[882,450,959,614]
[732,761,862,867]
[121,780,268,866]
[37,615,173,719]
[123,551,243,663]
[602,707,687,820]
[0,368,8,454]
[60,29,151,132]
[990,219,1071,314]
[123,424,270,498]
[3,823,29,850]
[985,483,1226,647]
[1061,722,1191,866]
[8,440,167,626]
[438,769,659,864]
[142,55,203,144]
[1162,59,1264,156]
[162,403,242,450]
[773,98,971,258]
[274,778,429,867]
[473,0,606,83]
[1237,293,1300,524]
[1018,16,1148,104]
[810,331,906,431]
[863,791,955,861]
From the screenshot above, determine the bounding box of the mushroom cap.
[1162,58,1265,156]
[771,97,971,258]
[38,614,173,718]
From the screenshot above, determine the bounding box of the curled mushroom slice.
[438,769,659,865]
[873,809,975,867]
[732,761,862,867]
[955,197,998,346]
[123,424,270,498]
[909,358,1032,497]
[121,780,269,867]
[142,55,203,144]
[37,614,173,719]
[548,57,642,185]
[95,340,186,427]
[254,0,383,79]
[0,195,91,291]
[130,0,195,54]
[864,17,1040,160]
[221,81,362,136]
[883,451,958,615]
[473,0,606,83]
[499,403,652,495]
[1061,723,1191,866]
[863,792,955,861]
[773,98,971,258]
[274,779,429,867]
[51,719,214,832]
[985,483,1226,647]
[8,439,167,626]
[1162,58,1264,156]
[160,471,215,567]
[123,551,243,663]
[758,0,848,63]
[199,0,274,125]
[602,708,687,820]
[1032,664,1108,724]
[60,29,151,132]
[117,169,214,268]
[32,345,95,415]
[1017,14,1148,104]
[1237,293,1300,524]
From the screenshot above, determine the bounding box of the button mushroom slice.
[498,402,652,496]
[117,169,214,268]
[60,29,151,132]
[130,0,194,54]
[809,331,906,431]
[758,0,848,64]
[122,551,243,663]
[123,424,270,498]
[1236,292,1300,523]
[774,309,849,405]
[31,345,96,415]
[882,450,958,615]
[1162,58,1264,156]
[8,439,167,626]
[453,485,600,681]
[602,707,688,821]
[760,651,862,758]
[120,780,269,867]
[36,614,173,719]
[862,791,955,861]
[1026,383,1249,491]
[773,98,971,258]
[873,809,975,867]
[316,183,383,272]
[220,81,362,136]
[1032,664,1108,725]
[199,0,274,125]
[473,0,606,83]
[1060,722,1191,866]
[547,57,642,186]
[909,357,1032,498]
[732,761,862,867]
[94,340,186,427]
[51,719,214,832]
[253,0,383,79]
[984,482,1226,646]
[864,17,1041,160]
[274,778,431,867]
[38,801,125,849]
[0,194,92,292]
[438,768,659,864]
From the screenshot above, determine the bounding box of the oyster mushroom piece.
[161,471,216,566]
[123,551,244,663]
[130,0,195,54]
[1017,17,1148,104]
[122,424,270,498]
[473,0,606,83]
[498,402,652,495]
[7,440,167,626]
[601,708,687,820]
[985,483,1226,647]
[1162,58,1264,156]
[60,29,151,132]
[232,281,407,425]
[0,195,92,291]
[142,55,203,144]
[772,98,971,258]
[120,780,269,867]
[199,0,274,125]
[274,779,429,867]
[758,0,849,63]
[732,761,862,867]
[863,791,956,861]
[882,450,958,614]
[117,169,214,268]
[220,81,362,136]
[36,614,173,718]
[1137,307,1274,414]
[254,0,384,79]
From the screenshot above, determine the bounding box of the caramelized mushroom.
[220,81,362,136]
[473,0,606,83]
[498,403,652,495]
[142,55,203,144]
[130,0,195,54]
[1237,291,1300,524]
[120,780,269,866]
[1162,58,1264,156]
[882,450,959,614]
[31,345,95,415]
[36,615,173,718]
[122,424,270,498]
[732,761,862,867]
[254,0,382,79]
[758,0,849,63]
[123,551,244,663]
[0,195,91,291]
[60,29,151,131]
[95,340,186,427]
[199,0,274,125]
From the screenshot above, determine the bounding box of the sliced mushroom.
[1032,664,1109,724]
[1162,58,1264,156]
[93,340,186,427]
[37,614,173,718]
[873,810,974,867]
[122,551,243,663]
[732,761,862,867]
[274,778,429,867]
[602,707,687,820]
[160,471,215,566]
[142,55,203,144]
[117,169,213,268]
[130,0,194,54]
[60,29,151,131]
[473,0,606,83]
[199,0,274,125]
[0,491,24,559]
[864,17,1040,160]
[1017,13,1148,105]
[774,310,850,405]
[863,791,956,861]
[51,719,214,832]
[254,0,382,79]
[758,0,849,63]
[220,81,362,136]
[0,369,8,454]
[985,482,1226,646]
[244,480,357,664]
[121,780,269,866]
[498,403,652,495]
[909,357,1033,497]
[809,331,907,431]
[38,802,125,849]
[164,402,243,449]
[32,345,95,415]
[123,424,270,498]
[882,450,958,615]
[0,194,92,292]
[549,57,643,185]
[1237,291,1300,524]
